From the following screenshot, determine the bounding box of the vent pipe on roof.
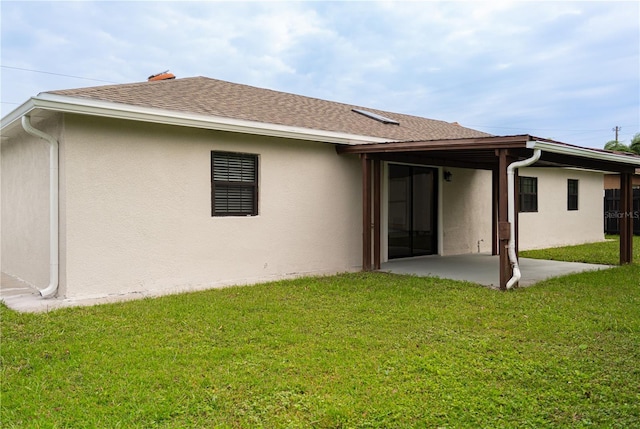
[148,70,176,81]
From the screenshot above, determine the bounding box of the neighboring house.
[604,169,640,189]
[604,169,640,235]
[2,75,639,299]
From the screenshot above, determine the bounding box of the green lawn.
[521,235,640,265]
[2,243,639,428]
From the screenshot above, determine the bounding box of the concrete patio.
[1,255,613,312]
[381,253,612,288]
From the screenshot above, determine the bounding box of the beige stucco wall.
[380,164,603,256]
[518,167,604,250]
[1,116,60,288]
[2,112,610,299]
[60,115,362,299]
[441,167,493,255]
[604,174,640,189]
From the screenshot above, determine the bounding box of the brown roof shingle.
[47,76,492,141]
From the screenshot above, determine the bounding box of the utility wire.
[464,123,629,133]
[1,65,120,84]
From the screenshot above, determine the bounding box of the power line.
[1,65,120,84]
[465,123,622,133]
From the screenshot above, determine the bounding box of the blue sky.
[1,1,638,148]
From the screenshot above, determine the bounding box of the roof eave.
[527,140,640,168]
[1,93,394,145]
[1,98,38,134]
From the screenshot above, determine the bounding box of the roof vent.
[148,70,176,81]
[352,108,399,125]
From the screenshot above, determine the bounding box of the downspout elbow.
[506,149,542,289]
[21,115,59,298]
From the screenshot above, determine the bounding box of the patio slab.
[1,255,613,312]
[380,253,612,288]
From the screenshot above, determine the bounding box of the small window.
[567,179,579,211]
[211,151,258,216]
[519,176,538,213]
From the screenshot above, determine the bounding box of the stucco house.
[2,75,638,299]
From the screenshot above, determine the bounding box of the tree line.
[605,132,640,155]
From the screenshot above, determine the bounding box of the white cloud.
[1,1,638,147]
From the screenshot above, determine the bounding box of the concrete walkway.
[381,253,612,288]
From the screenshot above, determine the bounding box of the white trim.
[2,94,394,145]
[527,140,640,167]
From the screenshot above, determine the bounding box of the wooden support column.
[620,172,634,265]
[497,149,511,290]
[514,169,519,255]
[492,167,499,255]
[373,159,381,270]
[361,154,372,271]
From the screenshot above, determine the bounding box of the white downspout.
[506,149,542,289]
[21,115,59,298]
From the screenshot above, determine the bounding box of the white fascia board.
[527,140,640,167]
[1,98,37,131]
[2,93,393,145]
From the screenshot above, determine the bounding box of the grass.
[520,235,640,265]
[2,241,639,428]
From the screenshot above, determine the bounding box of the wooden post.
[362,154,372,271]
[373,159,381,270]
[492,168,499,256]
[514,169,519,255]
[620,172,633,264]
[497,149,511,290]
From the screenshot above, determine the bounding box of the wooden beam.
[362,154,372,271]
[337,136,530,154]
[373,159,381,270]
[514,170,519,255]
[620,172,634,264]
[497,149,511,290]
[369,153,497,171]
[492,168,498,255]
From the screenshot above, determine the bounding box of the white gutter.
[3,94,393,146]
[506,149,542,289]
[21,115,59,298]
[526,140,640,167]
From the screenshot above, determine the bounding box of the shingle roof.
[47,76,492,141]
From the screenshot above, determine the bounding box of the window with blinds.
[211,151,258,216]
[518,176,538,213]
